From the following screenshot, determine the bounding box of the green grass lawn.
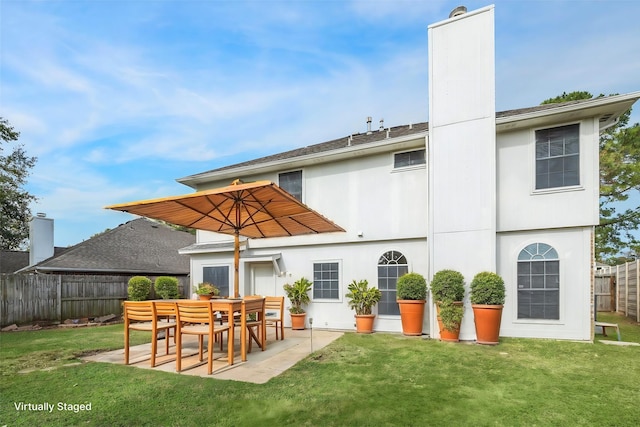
[595,311,640,343]
[1,320,640,426]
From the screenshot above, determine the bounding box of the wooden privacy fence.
[598,259,639,322]
[0,273,189,327]
[594,274,615,312]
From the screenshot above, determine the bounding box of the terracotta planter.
[290,313,306,330]
[198,294,212,300]
[354,314,376,334]
[397,300,426,336]
[436,302,463,342]
[471,304,503,345]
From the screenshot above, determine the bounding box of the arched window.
[517,243,559,320]
[377,251,409,315]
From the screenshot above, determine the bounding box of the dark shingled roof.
[0,251,29,274]
[183,99,592,180]
[183,122,429,180]
[1,247,68,274]
[27,218,195,274]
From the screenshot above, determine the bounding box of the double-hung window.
[313,262,339,299]
[535,124,580,190]
[279,170,302,201]
[203,266,230,298]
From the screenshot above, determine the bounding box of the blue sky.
[2,0,639,247]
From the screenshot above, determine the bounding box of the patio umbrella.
[105,179,345,297]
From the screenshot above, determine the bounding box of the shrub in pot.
[283,278,312,330]
[345,279,381,333]
[396,272,427,336]
[470,271,506,345]
[429,269,465,342]
[195,282,219,300]
[128,276,151,301]
[154,276,180,299]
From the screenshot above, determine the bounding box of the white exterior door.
[252,263,276,296]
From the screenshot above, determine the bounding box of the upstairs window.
[535,124,579,190]
[394,149,426,169]
[279,170,302,201]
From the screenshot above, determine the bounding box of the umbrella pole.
[234,231,240,298]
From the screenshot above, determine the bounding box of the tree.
[0,117,38,250]
[542,92,640,262]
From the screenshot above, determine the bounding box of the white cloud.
[4,0,640,247]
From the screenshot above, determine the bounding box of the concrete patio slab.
[598,339,640,347]
[83,327,343,384]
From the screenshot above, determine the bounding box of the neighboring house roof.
[179,93,639,187]
[0,247,68,274]
[0,251,29,274]
[22,218,195,275]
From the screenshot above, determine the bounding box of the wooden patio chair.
[175,300,230,375]
[242,297,266,360]
[265,296,285,340]
[154,300,178,344]
[124,301,177,367]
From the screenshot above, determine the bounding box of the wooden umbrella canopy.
[105,179,345,297]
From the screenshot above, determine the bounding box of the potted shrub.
[154,276,180,299]
[128,276,151,301]
[283,277,312,330]
[345,279,382,333]
[430,269,465,342]
[470,271,506,345]
[396,272,427,336]
[195,282,219,300]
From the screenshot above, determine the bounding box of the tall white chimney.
[428,5,496,340]
[29,213,54,266]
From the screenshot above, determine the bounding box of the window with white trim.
[535,124,579,190]
[203,266,230,297]
[279,170,302,201]
[377,251,408,315]
[394,149,426,169]
[517,243,559,320]
[313,262,339,299]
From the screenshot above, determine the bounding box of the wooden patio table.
[211,297,266,364]
[209,298,244,365]
[152,297,265,367]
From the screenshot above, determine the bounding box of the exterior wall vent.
[449,6,467,18]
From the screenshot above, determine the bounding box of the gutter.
[20,267,189,275]
[496,92,640,132]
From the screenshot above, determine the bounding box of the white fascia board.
[496,92,640,133]
[178,241,243,255]
[178,131,428,188]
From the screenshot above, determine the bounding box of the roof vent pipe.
[379,118,384,131]
[449,5,467,18]
[366,116,372,134]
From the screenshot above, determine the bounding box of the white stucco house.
[177,6,640,341]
